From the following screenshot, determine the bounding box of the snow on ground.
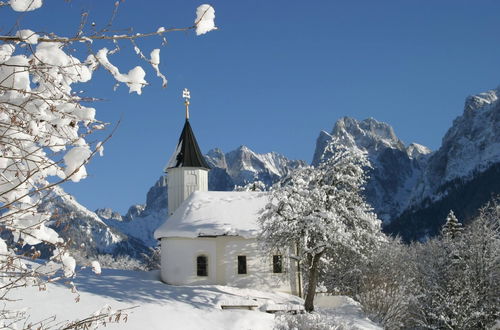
[10,267,380,329]
[315,295,382,330]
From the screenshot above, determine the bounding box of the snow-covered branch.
[0,1,217,326]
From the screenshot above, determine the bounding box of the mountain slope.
[387,87,500,240]
[39,187,149,259]
[410,88,500,205]
[312,117,431,222]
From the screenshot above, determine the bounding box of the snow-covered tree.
[441,210,463,239]
[0,1,216,326]
[258,143,384,312]
[409,197,499,329]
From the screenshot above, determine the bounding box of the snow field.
[11,267,380,329]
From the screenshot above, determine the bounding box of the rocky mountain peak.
[464,87,499,113]
[95,208,123,221]
[313,117,429,222]
[313,117,409,166]
[406,143,432,160]
[205,148,227,168]
[333,117,405,150]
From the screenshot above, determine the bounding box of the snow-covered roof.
[154,191,269,239]
[166,119,210,170]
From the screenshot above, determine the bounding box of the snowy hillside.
[9,266,380,329]
[312,117,431,222]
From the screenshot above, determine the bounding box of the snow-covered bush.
[95,254,146,271]
[355,238,416,330]
[0,1,216,326]
[318,237,416,329]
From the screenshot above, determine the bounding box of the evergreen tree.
[442,210,463,239]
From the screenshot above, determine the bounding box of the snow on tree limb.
[0,2,217,326]
[9,0,42,12]
[195,4,217,36]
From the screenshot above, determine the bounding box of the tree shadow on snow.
[56,268,251,309]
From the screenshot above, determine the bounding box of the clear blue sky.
[7,0,500,214]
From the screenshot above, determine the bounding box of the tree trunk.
[304,252,323,312]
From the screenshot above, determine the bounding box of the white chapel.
[154,90,299,295]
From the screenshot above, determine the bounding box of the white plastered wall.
[160,236,299,295]
[167,167,208,215]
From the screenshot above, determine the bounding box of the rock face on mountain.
[312,117,431,223]
[410,88,500,204]
[387,88,500,240]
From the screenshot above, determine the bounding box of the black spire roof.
[166,119,210,170]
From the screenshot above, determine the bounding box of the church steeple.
[166,89,210,215]
[166,119,210,170]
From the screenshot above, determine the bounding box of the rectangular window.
[273,255,283,273]
[197,255,208,276]
[237,255,247,274]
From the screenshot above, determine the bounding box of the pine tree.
[441,210,463,239]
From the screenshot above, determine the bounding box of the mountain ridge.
[38,84,500,258]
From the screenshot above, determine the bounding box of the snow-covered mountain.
[312,117,431,222]
[410,88,500,204]
[39,187,149,260]
[40,85,500,251]
[206,146,306,188]
[387,87,500,240]
[313,87,500,238]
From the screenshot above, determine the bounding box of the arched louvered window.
[197,255,208,277]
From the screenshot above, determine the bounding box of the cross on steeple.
[183,88,191,119]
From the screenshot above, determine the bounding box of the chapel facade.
[153,90,299,295]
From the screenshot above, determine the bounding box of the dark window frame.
[273,255,283,273]
[197,255,208,277]
[237,255,247,274]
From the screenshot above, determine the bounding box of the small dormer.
[166,89,210,215]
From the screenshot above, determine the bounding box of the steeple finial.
[182,88,191,119]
